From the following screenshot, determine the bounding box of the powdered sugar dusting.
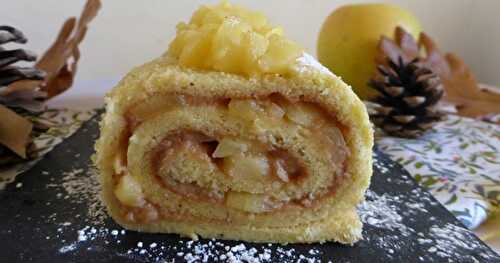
[58,243,77,253]
[294,53,334,77]
[46,167,106,225]
[53,171,496,263]
[48,150,497,262]
[356,152,499,261]
[358,190,412,235]
[417,223,497,261]
[68,226,324,262]
[14,123,495,263]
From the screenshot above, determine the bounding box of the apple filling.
[113,96,349,221]
[167,1,303,76]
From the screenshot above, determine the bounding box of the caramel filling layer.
[113,95,349,222]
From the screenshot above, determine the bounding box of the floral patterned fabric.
[377,115,500,229]
[0,108,96,190]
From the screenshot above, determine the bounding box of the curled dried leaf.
[5,0,101,98]
[0,104,32,158]
[36,0,101,98]
[419,32,500,117]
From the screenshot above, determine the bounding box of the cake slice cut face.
[95,1,373,244]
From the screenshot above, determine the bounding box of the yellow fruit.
[317,4,422,99]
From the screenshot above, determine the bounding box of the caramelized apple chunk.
[212,138,249,158]
[115,174,145,207]
[113,155,127,175]
[228,99,263,122]
[226,191,271,213]
[223,154,270,180]
[284,102,325,127]
[273,159,290,182]
[263,101,285,119]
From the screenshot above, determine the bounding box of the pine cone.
[368,56,444,138]
[0,26,45,86]
[0,26,47,113]
[0,26,47,166]
[0,0,100,167]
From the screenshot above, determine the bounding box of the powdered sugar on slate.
[43,166,322,261]
[46,167,107,225]
[52,172,496,262]
[66,226,324,262]
[40,147,496,262]
[358,190,411,235]
[417,223,498,262]
[44,167,325,262]
[357,152,498,261]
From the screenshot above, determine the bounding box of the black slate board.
[0,116,498,263]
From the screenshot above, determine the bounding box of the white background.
[3,0,500,87]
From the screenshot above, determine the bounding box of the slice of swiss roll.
[95,1,373,244]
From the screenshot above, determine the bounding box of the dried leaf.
[36,0,101,98]
[4,0,101,98]
[376,26,500,118]
[418,33,500,117]
[0,104,32,158]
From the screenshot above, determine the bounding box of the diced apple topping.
[212,138,249,158]
[284,102,324,127]
[258,34,303,74]
[223,154,270,180]
[115,174,145,207]
[226,191,270,213]
[167,1,303,76]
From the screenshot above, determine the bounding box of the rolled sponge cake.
[94,1,373,244]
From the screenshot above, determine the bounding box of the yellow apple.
[317,4,422,99]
